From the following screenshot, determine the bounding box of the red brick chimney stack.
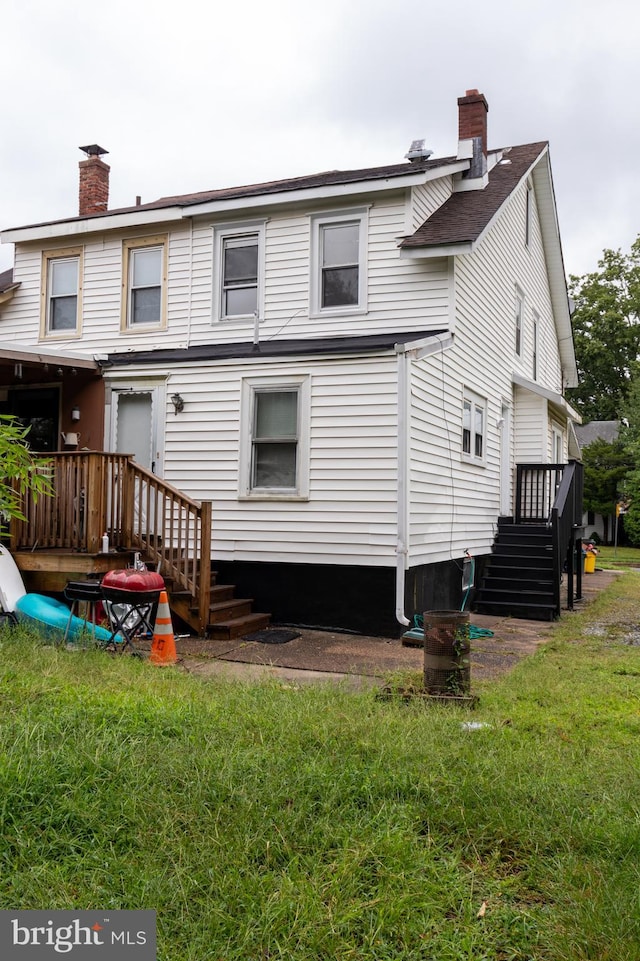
[457,90,488,180]
[78,145,110,216]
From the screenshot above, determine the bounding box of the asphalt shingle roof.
[400,142,548,249]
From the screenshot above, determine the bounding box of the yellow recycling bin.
[584,551,596,574]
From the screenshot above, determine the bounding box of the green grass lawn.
[596,544,640,570]
[3,575,640,960]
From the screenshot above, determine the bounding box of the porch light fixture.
[170,392,185,415]
[71,406,81,422]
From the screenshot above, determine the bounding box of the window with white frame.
[310,210,368,314]
[240,376,310,498]
[41,248,82,337]
[462,390,486,463]
[532,310,539,380]
[122,236,167,329]
[515,288,524,356]
[213,222,265,322]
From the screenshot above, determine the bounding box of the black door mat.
[243,629,300,644]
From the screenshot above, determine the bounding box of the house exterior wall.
[1,193,451,354]
[105,351,402,568]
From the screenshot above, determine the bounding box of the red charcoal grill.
[101,568,166,650]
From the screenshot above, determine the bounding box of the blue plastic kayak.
[15,593,119,645]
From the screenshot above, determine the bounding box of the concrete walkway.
[174,569,619,687]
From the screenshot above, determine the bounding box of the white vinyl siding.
[1,195,451,351]
[105,353,400,566]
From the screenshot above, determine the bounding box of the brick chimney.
[457,90,488,180]
[78,144,110,216]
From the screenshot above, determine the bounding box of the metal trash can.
[423,610,471,695]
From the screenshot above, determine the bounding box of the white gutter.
[394,333,455,627]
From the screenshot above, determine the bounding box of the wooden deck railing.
[11,452,212,632]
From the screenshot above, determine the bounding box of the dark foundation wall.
[212,555,491,638]
[214,560,400,637]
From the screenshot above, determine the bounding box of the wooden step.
[207,612,271,640]
[473,600,558,621]
[207,598,255,623]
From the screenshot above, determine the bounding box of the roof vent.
[405,139,433,162]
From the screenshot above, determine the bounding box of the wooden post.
[85,453,105,553]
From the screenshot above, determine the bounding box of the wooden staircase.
[473,519,558,621]
[10,451,271,639]
[170,571,271,640]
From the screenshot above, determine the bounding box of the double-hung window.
[515,288,524,357]
[310,210,368,315]
[41,248,83,337]
[240,376,310,499]
[213,222,265,322]
[122,236,167,330]
[462,390,486,463]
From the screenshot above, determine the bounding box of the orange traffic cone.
[149,591,177,665]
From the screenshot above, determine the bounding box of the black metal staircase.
[474,519,557,619]
[474,462,584,622]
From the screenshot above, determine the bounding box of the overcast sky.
[1,0,638,280]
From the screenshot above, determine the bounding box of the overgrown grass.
[3,578,640,959]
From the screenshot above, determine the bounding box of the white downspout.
[395,333,455,628]
[395,345,411,627]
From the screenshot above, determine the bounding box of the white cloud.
[1,0,639,275]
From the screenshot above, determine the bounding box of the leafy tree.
[567,238,640,421]
[0,415,52,532]
[581,437,631,543]
[614,377,640,546]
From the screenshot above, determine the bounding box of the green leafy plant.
[0,415,53,531]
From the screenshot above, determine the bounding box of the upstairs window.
[222,235,258,317]
[532,310,539,380]
[462,390,486,463]
[310,210,368,315]
[41,248,83,337]
[515,288,524,357]
[213,222,265,322]
[122,236,167,330]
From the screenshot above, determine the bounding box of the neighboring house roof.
[104,330,448,367]
[574,420,620,447]
[401,143,547,249]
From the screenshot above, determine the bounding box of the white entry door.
[110,385,165,537]
[111,387,164,476]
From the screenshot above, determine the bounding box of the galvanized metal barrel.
[423,610,471,695]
